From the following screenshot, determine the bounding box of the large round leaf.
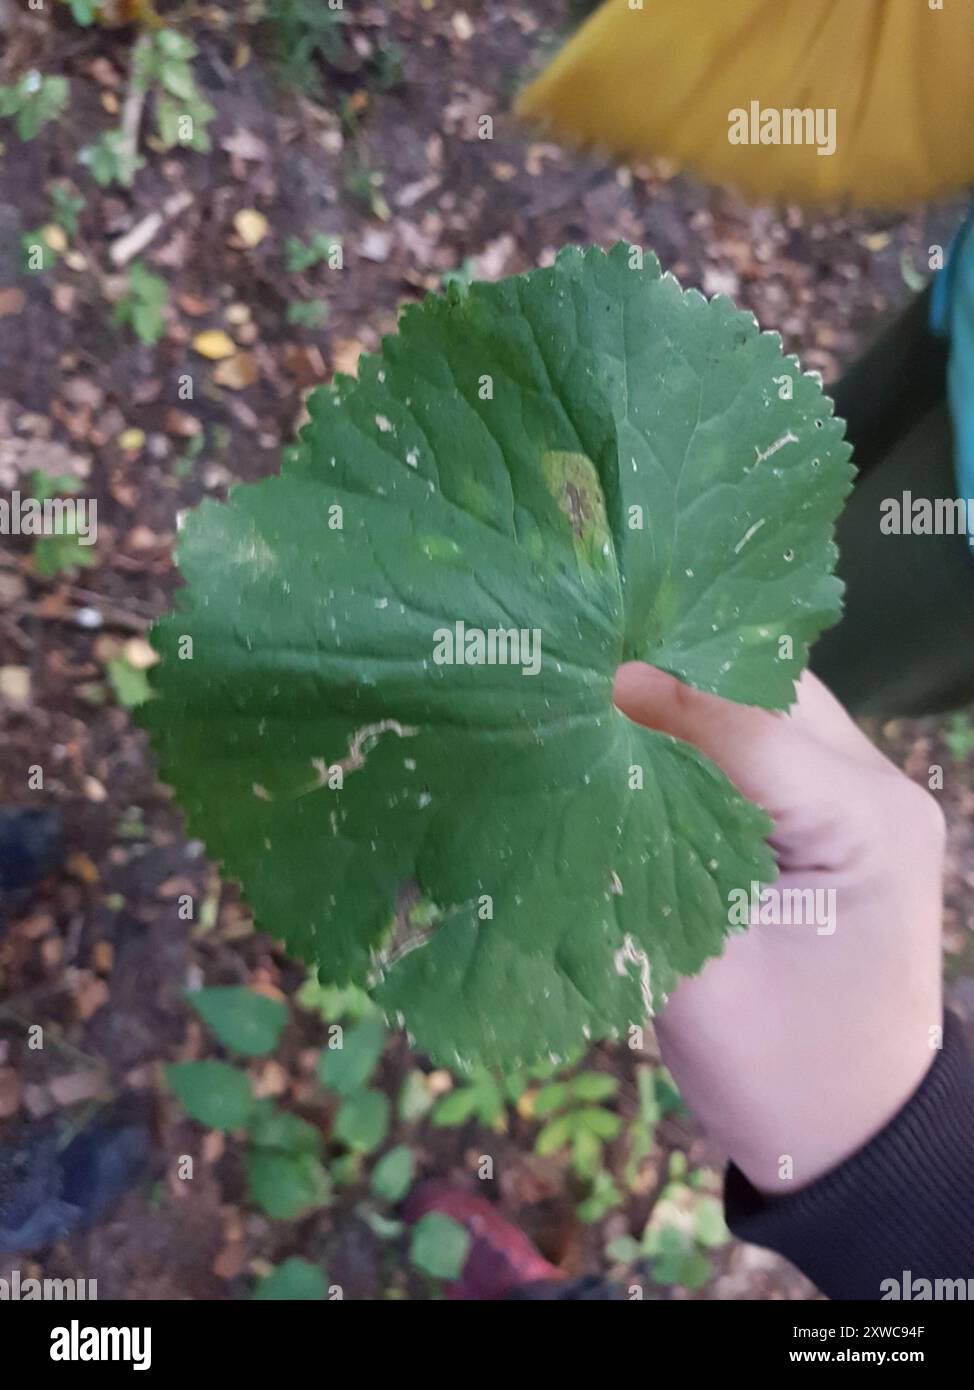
[142,245,852,1067]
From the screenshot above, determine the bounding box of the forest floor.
[1,1,972,1300]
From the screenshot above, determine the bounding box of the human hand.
[612,665,945,1194]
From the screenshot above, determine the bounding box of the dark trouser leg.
[811,292,974,716]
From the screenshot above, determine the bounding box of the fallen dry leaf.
[93,940,114,974]
[192,329,237,360]
[118,427,145,453]
[212,353,259,390]
[67,852,100,886]
[0,666,31,711]
[233,209,270,248]
[330,337,363,377]
[252,1060,289,1099]
[177,293,213,317]
[123,636,159,670]
[83,775,108,803]
[221,127,269,162]
[164,408,201,437]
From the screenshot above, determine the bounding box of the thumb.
[613,663,802,814]
[612,663,886,870]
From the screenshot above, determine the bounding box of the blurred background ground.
[1,0,972,1300]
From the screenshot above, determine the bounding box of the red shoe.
[404,1182,566,1300]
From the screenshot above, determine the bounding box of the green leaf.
[577,1167,622,1222]
[330,1152,362,1187]
[532,1081,570,1117]
[370,1143,414,1202]
[246,1150,331,1219]
[430,1086,480,1128]
[143,244,852,1066]
[78,129,145,189]
[248,1104,322,1156]
[2,73,69,140]
[166,1060,253,1131]
[51,184,85,237]
[68,0,98,25]
[287,300,330,331]
[253,1257,328,1300]
[945,711,974,761]
[652,1235,712,1290]
[606,1234,643,1264]
[571,1124,603,1180]
[535,1113,574,1156]
[570,1071,618,1103]
[408,1211,471,1281]
[107,657,153,711]
[296,975,376,1023]
[694,1195,730,1249]
[432,1069,504,1127]
[578,1106,622,1140]
[318,1014,386,1095]
[397,1069,433,1123]
[33,532,97,578]
[333,1089,390,1152]
[186,986,288,1057]
[362,1208,404,1240]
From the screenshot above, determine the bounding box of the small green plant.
[27,471,97,577]
[20,228,60,275]
[408,1211,470,1282]
[607,1153,730,1290]
[370,40,405,92]
[370,1144,414,1203]
[167,984,403,1222]
[431,1051,576,1131]
[78,129,147,189]
[264,0,347,97]
[318,1013,386,1097]
[533,1071,622,1178]
[432,1066,506,1129]
[50,184,86,239]
[61,0,98,23]
[623,1065,686,1186]
[296,975,376,1024]
[114,261,169,346]
[78,30,213,190]
[285,232,343,274]
[174,432,205,480]
[945,710,974,761]
[167,986,333,1221]
[343,165,389,219]
[132,29,216,153]
[287,300,330,330]
[253,1257,329,1301]
[577,1168,623,1224]
[107,655,153,711]
[0,72,69,141]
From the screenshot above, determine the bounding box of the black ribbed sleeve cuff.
[724,1012,974,1299]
